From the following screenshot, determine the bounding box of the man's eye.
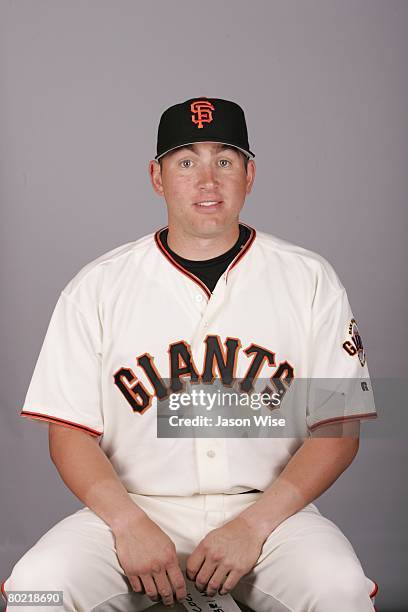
[218,159,231,167]
[180,159,193,168]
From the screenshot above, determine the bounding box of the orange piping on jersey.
[154,227,211,298]
[1,579,8,611]
[308,412,378,432]
[20,411,103,437]
[225,223,256,278]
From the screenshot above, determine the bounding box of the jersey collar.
[154,223,256,298]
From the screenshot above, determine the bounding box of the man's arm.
[239,420,360,538]
[49,423,143,530]
[187,421,360,597]
[48,423,187,607]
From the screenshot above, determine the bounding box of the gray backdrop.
[1,1,407,610]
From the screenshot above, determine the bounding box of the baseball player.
[2,97,378,611]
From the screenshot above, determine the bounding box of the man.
[2,97,378,611]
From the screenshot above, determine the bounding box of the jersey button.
[206,449,216,458]
[195,295,203,303]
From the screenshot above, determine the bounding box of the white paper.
[181,578,242,611]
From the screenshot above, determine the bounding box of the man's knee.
[6,546,77,591]
[308,561,374,611]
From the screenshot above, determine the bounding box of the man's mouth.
[194,200,223,209]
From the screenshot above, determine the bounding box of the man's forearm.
[239,427,359,540]
[48,424,145,534]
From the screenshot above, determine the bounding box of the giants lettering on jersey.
[113,334,294,414]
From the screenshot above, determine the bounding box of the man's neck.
[166,223,240,261]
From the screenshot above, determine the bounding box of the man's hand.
[186,516,265,597]
[113,513,187,607]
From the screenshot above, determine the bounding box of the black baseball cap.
[155,97,255,160]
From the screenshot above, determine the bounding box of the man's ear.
[246,160,256,195]
[149,160,164,196]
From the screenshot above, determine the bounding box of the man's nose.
[197,165,219,190]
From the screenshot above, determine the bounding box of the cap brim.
[155,140,255,161]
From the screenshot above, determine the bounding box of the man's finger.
[140,574,159,602]
[129,574,143,593]
[186,546,205,580]
[195,559,218,592]
[166,563,187,601]
[205,565,229,597]
[153,570,174,607]
[219,570,242,595]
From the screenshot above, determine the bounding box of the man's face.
[149,142,255,239]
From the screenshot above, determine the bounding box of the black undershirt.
[160,224,251,293]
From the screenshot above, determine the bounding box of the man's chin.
[187,218,234,239]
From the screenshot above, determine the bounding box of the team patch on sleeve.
[342,318,366,366]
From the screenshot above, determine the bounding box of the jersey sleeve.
[20,291,104,437]
[306,274,377,433]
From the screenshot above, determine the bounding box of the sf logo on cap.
[190,100,215,129]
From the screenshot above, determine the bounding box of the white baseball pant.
[2,492,377,611]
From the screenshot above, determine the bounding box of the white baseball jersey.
[21,224,377,495]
